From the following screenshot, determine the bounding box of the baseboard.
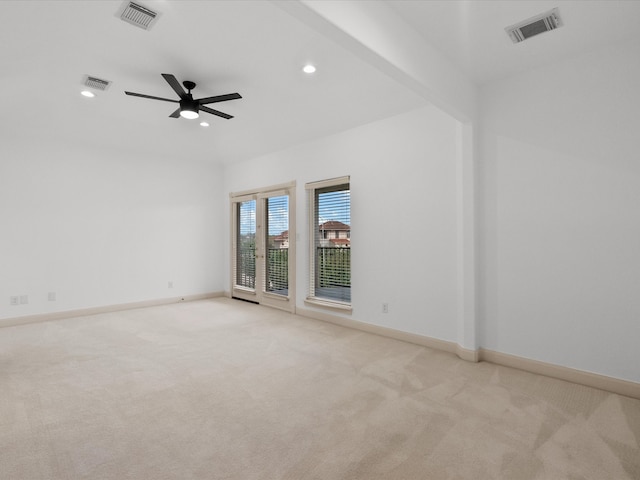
[296,307,458,355]
[28,296,633,399]
[456,344,480,362]
[479,348,640,400]
[295,307,640,400]
[0,292,224,329]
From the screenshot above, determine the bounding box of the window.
[306,176,351,310]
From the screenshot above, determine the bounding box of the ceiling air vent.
[119,1,158,30]
[83,75,111,91]
[505,8,563,43]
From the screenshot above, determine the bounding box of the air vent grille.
[120,1,158,30]
[506,8,563,43]
[84,75,111,91]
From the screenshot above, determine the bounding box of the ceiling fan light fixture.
[179,98,199,119]
[180,109,199,119]
[303,64,316,74]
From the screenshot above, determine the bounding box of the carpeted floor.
[1,298,639,479]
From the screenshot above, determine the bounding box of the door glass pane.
[236,200,256,289]
[265,195,289,296]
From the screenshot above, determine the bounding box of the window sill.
[304,297,352,314]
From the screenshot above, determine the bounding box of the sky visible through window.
[239,200,256,236]
[267,195,288,236]
[238,196,290,236]
[239,190,350,236]
[318,189,350,226]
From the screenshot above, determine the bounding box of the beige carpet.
[1,298,639,479]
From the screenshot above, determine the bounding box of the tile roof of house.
[319,221,350,231]
[274,230,289,241]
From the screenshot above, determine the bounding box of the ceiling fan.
[124,73,241,120]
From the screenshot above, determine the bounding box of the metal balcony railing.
[236,246,350,301]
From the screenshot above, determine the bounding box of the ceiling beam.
[273,0,478,123]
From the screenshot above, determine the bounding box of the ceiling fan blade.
[125,91,178,103]
[200,105,233,119]
[169,108,181,118]
[161,73,186,98]
[197,93,242,105]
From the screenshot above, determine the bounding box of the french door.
[231,183,295,312]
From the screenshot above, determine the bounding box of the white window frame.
[229,181,296,313]
[304,176,352,313]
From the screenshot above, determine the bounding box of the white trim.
[0,292,224,329]
[232,286,257,296]
[456,344,479,362]
[229,182,296,312]
[305,175,350,190]
[229,196,257,303]
[296,307,456,354]
[456,121,477,351]
[262,291,290,302]
[257,189,288,199]
[296,307,640,400]
[304,297,352,314]
[306,176,351,309]
[5,297,638,400]
[228,192,255,203]
[230,181,296,199]
[479,348,640,400]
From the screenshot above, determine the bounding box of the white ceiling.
[2,1,639,164]
[0,0,425,164]
[389,0,640,85]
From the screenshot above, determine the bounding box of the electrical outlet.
[168,281,174,288]
[48,292,56,301]
[20,295,28,305]
[382,303,389,314]
[10,296,19,306]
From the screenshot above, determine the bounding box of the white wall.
[0,142,223,320]
[479,42,640,383]
[223,105,460,342]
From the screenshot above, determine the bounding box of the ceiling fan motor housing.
[180,97,199,117]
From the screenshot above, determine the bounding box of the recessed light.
[200,121,209,127]
[81,90,95,98]
[303,64,316,74]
